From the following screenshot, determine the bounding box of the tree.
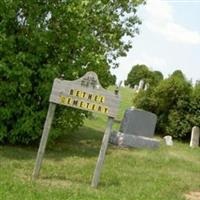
[171,70,186,79]
[0,0,144,144]
[125,64,149,87]
[109,74,117,86]
[133,70,194,139]
[151,71,163,85]
[125,64,163,87]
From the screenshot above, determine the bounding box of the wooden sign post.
[91,116,114,187]
[32,71,120,187]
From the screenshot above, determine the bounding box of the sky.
[111,0,200,85]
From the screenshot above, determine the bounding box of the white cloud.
[145,0,173,21]
[134,54,168,70]
[144,0,200,45]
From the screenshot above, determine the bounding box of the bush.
[0,0,144,144]
[125,64,163,87]
[133,70,200,140]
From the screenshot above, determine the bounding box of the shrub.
[0,0,144,144]
[125,64,163,87]
[133,70,197,140]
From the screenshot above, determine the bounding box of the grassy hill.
[0,87,200,200]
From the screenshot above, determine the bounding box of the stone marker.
[110,131,160,149]
[163,135,173,146]
[138,79,145,91]
[110,108,159,149]
[190,126,200,148]
[134,85,139,91]
[144,83,149,91]
[120,108,157,138]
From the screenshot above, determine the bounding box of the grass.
[1,86,200,200]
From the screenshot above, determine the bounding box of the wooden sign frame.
[32,71,120,188]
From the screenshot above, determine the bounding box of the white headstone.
[134,85,139,93]
[190,126,200,148]
[134,85,138,90]
[138,80,145,91]
[144,83,150,91]
[163,135,173,146]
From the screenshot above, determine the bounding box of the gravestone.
[144,83,149,91]
[138,79,145,91]
[190,126,200,148]
[110,131,160,149]
[120,108,157,138]
[110,108,159,149]
[163,135,173,146]
[134,85,139,91]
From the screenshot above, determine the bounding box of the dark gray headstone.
[110,131,160,149]
[120,108,157,138]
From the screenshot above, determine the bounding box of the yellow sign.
[49,72,120,117]
[59,88,108,114]
[69,89,105,103]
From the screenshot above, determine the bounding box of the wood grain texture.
[91,117,114,188]
[32,72,120,185]
[49,72,120,118]
[32,103,56,180]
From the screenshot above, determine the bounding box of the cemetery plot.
[110,108,160,149]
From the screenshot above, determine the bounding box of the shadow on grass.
[45,126,106,160]
[0,126,109,161]
[40,173,121,188]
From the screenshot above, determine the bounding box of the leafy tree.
[125,64,163,87]
[0,0,144,144]
[109,74,117,86]
[165,81,200,140]
[171,70,186,79]
[187,82,200,128]
[151,71,163,85]
[125,64,149,87]
[154,74,192,138]
[133,70,194,139]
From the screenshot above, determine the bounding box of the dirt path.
[185,192,200,200]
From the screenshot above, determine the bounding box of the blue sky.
[111,0,200,84]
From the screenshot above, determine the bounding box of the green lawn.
[0,87,200,200]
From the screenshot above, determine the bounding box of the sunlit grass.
[0,87,199,200]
